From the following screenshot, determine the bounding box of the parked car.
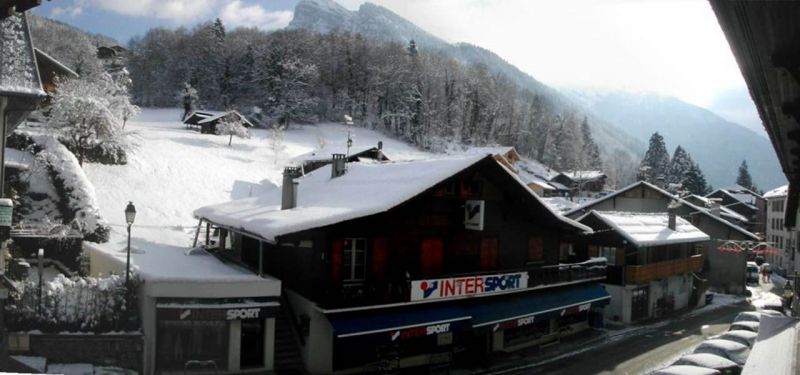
[733,311,761,323]
[674,353,741,374]
[759,309,784,317]
[653,365,721,375]
[728,321,759,333]
[746,262,759,284]
[692,339,750,365]
[715,330,758,348]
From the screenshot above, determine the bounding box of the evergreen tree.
[684,162,710,195]
[580,116,602,170]
[736,160,758,192]
[667,145,693,185]
[640,132,671,183]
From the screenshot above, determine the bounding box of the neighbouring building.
[183,110,254,134]
[764,185,795,276]
[0,5,48,371]
[577,209,708,323]
[194,154,611,374]
[567,181,760,295]
[551,171,608,197]
[292,142,389,174]
[706,185,766,235]
[86,238,282,374]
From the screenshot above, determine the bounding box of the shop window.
[480,238,498,270]
[343,238,367,282]
[504,319,550,348]
[372,238,387,279]
[527,238,544,263]
[241,318,265,369]
[421,239,444,276]
[157,320,229,371]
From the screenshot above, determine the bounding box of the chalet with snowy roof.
[577,209,708,323]
[183,110,253,134]
[96,45,127,59]
[566,181,760,295]
[551,170,607,196]
[705,185,766,234]
[292,142,389,173]
[194,154,611,373]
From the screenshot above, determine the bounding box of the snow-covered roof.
[0,12,45,98]
[742,315,799,375]
[566,181,759,241]
[764,184,789,199]
[560,170,606,181]
[461,146,517,157]
[686,195,749,223]
[34,48,78,79]
[197,110,253,127]
[292,145,383,162]
[542,197,580,213]
[195,155,592,242]
[580,211,710,247]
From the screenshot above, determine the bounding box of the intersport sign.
[410,272,528,301]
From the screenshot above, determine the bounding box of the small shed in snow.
[183,110,253,134]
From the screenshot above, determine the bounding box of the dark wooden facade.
[203,158,603,310]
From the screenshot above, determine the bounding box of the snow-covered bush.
[215,118,249,146]
[6,274,140,333]
[30,135,109,242]
[47,72,131,166]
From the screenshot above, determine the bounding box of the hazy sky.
[33,0,764,135]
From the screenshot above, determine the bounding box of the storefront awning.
[327,305,471,340]
[463,284,610,332]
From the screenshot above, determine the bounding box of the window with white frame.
[342,238,367,281]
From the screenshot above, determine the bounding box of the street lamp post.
[124,201,136,286]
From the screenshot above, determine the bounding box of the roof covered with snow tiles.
[566,181,759,241]
[764,184,788,199]
[195,155,592,241]
[581,211,710,247]
[0,12,44,98]
[561,170,605,180]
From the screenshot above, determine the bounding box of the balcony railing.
[624,254,704,285]
[316,258,608,310]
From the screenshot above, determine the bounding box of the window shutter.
[331,239,343,282]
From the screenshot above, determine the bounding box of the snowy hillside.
[82,108,432,269]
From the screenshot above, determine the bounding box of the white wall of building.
[285,289,334,374]
[766,194,797,275]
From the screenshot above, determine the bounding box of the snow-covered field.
[83,108,432,279]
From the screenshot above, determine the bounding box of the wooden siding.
[624,254,704,285]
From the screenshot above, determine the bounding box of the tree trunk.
[228,134,233,146]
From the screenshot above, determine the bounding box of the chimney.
[331,153,346,178]
[709,198,721,218]
[667,200,679,230]
[377,141,384,160]
[282,167,302,210]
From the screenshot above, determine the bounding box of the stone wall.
[10,332,142,373]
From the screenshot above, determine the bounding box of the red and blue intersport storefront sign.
[410,272,529,301]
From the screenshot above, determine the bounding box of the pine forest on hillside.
[121,20,619,183]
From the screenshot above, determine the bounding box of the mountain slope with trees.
[568,89,785,190]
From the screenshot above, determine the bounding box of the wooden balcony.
[624,254,704,285]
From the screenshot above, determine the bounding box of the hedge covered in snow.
[6,274,140,333]
[30,135,110,242]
